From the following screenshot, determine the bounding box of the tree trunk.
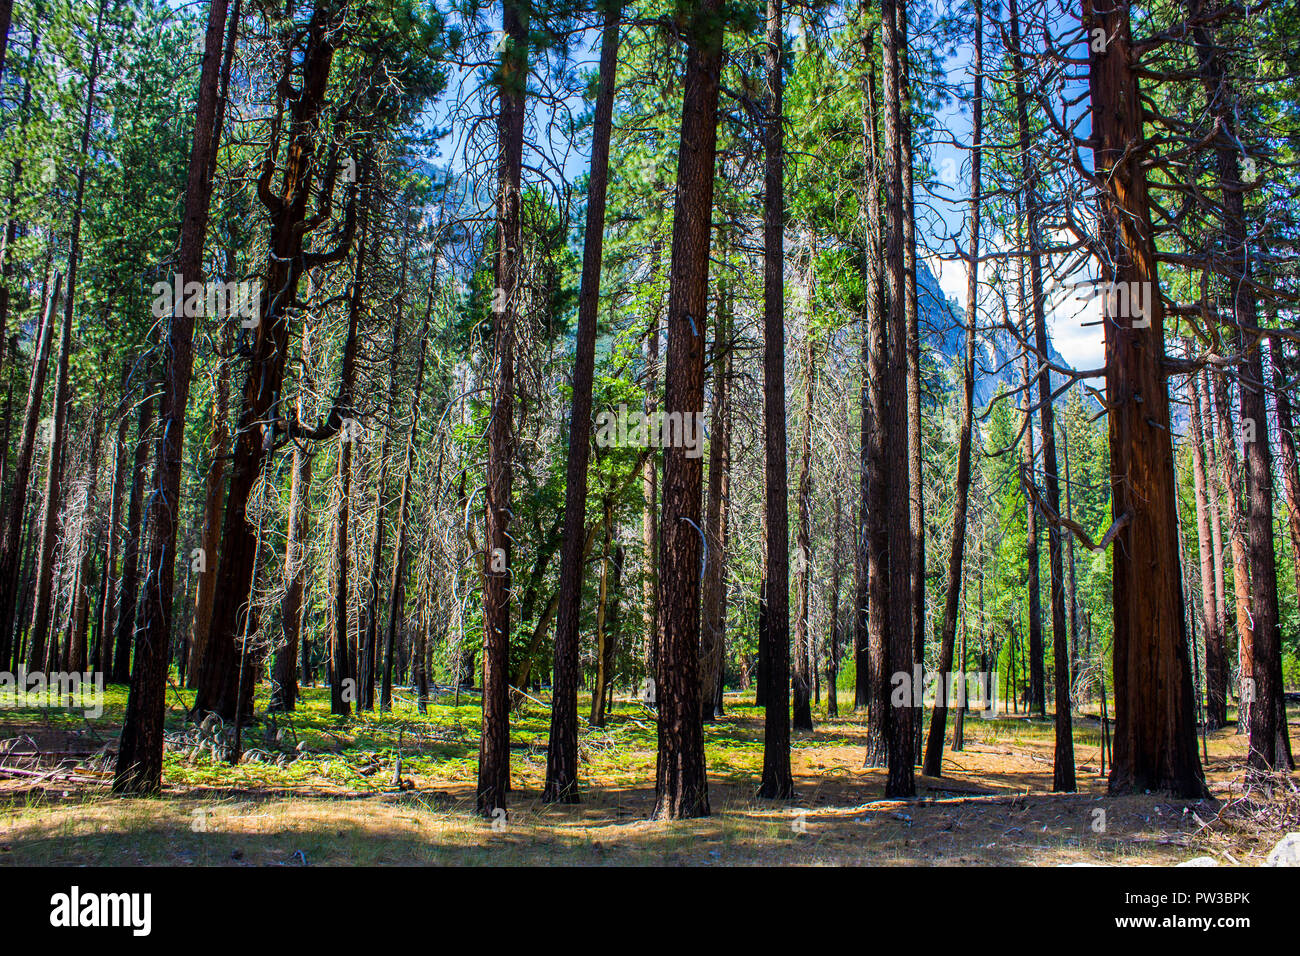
[544,2,619,802]
[381,283,434,712]
[115,0,237,794]
[1187,0,1291,771]
[1084,0,1206,797]
[827,489,843,719]
[326,169,376,718]
[188,310,232,691]
[111,389,154,684]
[1010,0,1073,789]
[856,3,885,734]
[270,320,314,713]
[923,0,982,779]
[700,284,731,722]
[1015,253,1045,718]
[192,1,345,721]
[477,0,528,816]
[1187,344,1227,728]
[758,0,792,801]
[1270,338,1300,624]
[0,271,58,666]
[792,322,815,731]
[590,501,614,727]
[881,0,915,797]
[1198,370,1229,701]
[654,0,724,819]
[899,4,926,763]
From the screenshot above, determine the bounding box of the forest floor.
[1,681,1297,866]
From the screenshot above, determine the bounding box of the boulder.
[1264,833,1300,867]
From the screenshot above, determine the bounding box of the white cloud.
[1043,231,1105,371]
[1046,290,1105,371]
[925,236,1107,373]
[925,252,969,310]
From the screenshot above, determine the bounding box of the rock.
[1264,833,1300,867]
[1176,856,1218,867]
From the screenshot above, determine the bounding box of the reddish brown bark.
[192,1,349,721]
[544,2,620,802]
[899,4,925,755]
[856,4,887,749]
[1198,370,1229,689]
[1270,339,1300,624]
[477,0,528,815]
[115,0,237,794]
[1084,0,1205,797]
[655,0,724,819]
[758,0,791,801]
[881,0,915,797]
[1188,0,1292,771]
[187,320,231,691]
[1188,356,1228,728]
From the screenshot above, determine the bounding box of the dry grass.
[1,692,1296,866]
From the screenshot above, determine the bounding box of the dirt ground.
[1,692,1297,866]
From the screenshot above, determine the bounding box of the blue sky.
[425,0,1107,369]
